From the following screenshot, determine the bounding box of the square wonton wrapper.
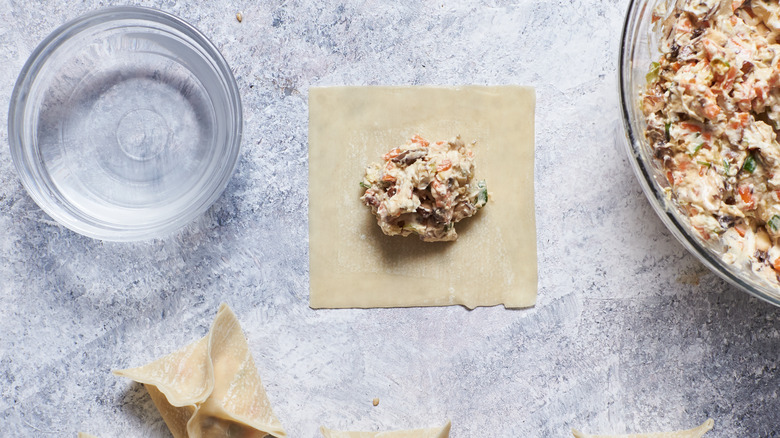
[320,421,451,438]
[309,86,537,309]
[572,419,714,438]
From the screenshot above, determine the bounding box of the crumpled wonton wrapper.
[114,304,286,438]
[320,421,451,438]
[572,419,713,438]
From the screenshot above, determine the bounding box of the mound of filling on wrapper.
[360,135,487,242]
[642,0,780,283]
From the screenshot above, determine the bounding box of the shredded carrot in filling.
[642,0,780,283]
[359,135,487,242]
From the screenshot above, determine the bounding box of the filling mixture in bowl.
[643,0,780,283]
[360,135,488,242]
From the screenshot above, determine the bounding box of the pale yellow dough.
[320,421,451,438]
[308,86,537,309]
[113,304,286,438]
[572,419,714,438]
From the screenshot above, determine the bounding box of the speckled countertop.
[0,1,778,437]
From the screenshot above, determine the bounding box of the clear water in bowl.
[33,28,220,227]
[9,6,243,242]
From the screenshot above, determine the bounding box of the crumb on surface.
[372,398,379,406]
[236,12,243,22]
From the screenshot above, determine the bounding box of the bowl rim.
[618,0,780,307]
[7,5,243,241]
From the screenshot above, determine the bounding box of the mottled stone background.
[1,0,778,437]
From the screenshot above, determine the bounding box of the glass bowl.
[619,0,780,306]
[8,6,242,241]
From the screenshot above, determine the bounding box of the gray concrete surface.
[0,0,778,436]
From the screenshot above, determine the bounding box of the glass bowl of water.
[8,6,242,241]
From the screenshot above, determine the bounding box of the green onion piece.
[476,180,488,207]
[723,159,731,175]
[646,62,661,83]
[359,181,370,189]
[665,122,671,141]
[769,215,780,232]
[697,161,711,168]
[689,143,703,156]
[743,154,757,173]
[711,58,731,75]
